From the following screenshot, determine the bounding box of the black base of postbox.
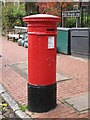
[28,83,56,113]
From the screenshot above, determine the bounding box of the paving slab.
[9,61,70,82]
[14,64,28,70]
[9,61,28,70]
[56,72,70,82]
[65,93,89,112]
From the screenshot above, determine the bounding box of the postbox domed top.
[23,14,61,23]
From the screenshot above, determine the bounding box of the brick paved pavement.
[0,35,89,119]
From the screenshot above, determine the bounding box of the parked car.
[17,34,28,46]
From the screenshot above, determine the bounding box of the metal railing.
[60,3,89,28]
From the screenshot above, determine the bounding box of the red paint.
[23,14,60,86]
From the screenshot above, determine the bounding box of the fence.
[61,3,89,28]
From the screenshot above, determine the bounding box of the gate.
[61,3,89,28]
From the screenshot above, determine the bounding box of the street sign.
[62,10,80,17]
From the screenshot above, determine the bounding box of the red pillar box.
[23,14,60,112]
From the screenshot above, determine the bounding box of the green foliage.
[19,104,28,112]
[2,3,27,31]
[0,100,8,112]
[65,18,76,28]
[88,16,90,27]
[13,4,26,18]
[2,4,15,30]
[2,103,7,107]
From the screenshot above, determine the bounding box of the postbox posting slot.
[72,36,88,38]
[46,28,55,32]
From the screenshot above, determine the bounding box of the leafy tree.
[2,4,15,30]
[35,2,69,17]
[2,3,27,31]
